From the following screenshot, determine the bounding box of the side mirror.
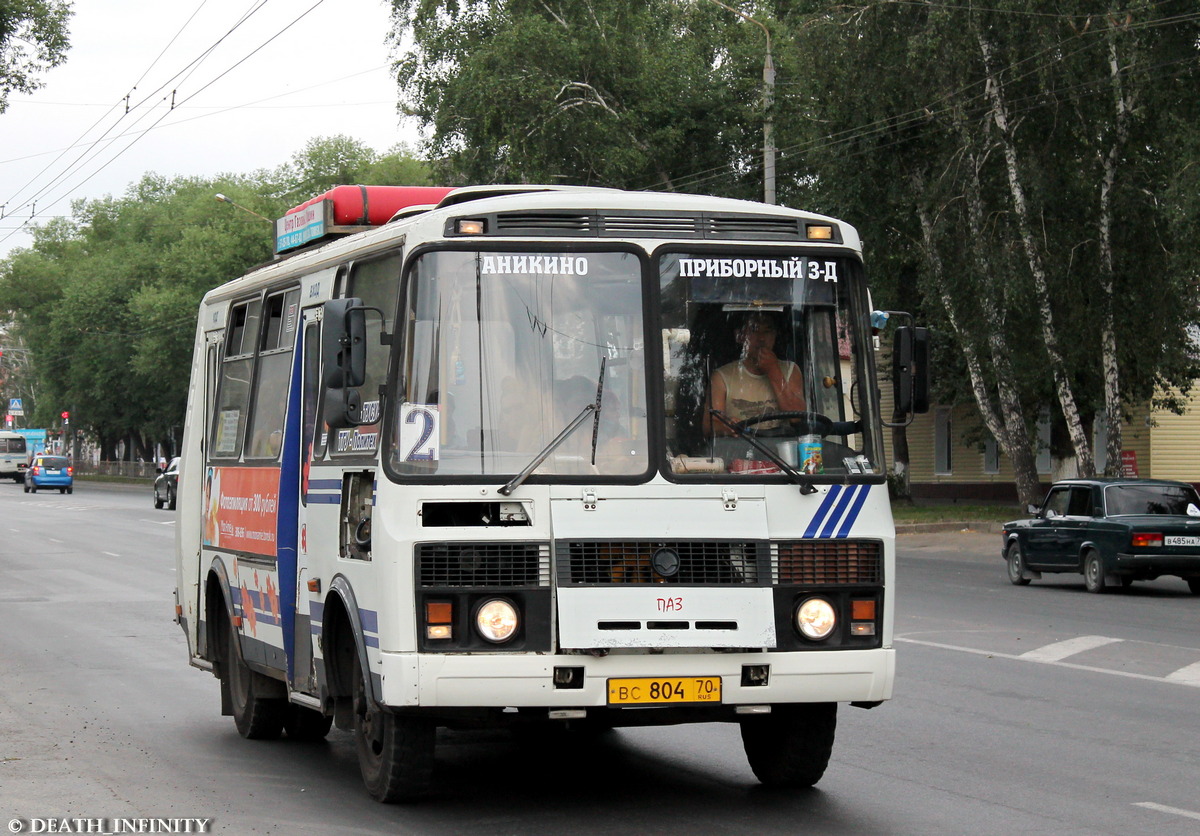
[322,297,367,389]
[323,386,364,429]
[321,297,371,429]
[1026,504,1039,516]
[892,325,930,415]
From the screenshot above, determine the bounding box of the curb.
[895,521,1004,534]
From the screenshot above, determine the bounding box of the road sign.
[8,398,23,416]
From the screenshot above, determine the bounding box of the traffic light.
[61,411,69,425]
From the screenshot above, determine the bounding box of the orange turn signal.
[426,602,453,624]
[851,599,876,621]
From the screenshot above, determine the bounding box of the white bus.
[174,184,928,802]
[0,430,29,481]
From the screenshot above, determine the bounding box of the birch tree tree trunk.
[977,30,1096,478]
[1097,20,1134,475]
[914,169,1042,508]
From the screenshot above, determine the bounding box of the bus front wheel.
[740,702,837,788]
[352,654,434,802]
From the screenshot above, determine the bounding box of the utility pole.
[705,0,775,204]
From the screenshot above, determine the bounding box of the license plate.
[607,676,721,705]
[1164,536,1200,547]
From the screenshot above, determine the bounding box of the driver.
[702,311,806,437]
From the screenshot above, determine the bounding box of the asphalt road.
[1,483,1198,835]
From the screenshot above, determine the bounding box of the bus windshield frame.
[657,246,884,482]
[384,245,652,484]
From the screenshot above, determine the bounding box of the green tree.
[778,1,1200,500]
[389,0,756,193]
[0,0,71,112]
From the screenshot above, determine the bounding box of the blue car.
[24,454,74,494]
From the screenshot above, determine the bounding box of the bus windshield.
[392,249,649,477]
[659,251,881,478]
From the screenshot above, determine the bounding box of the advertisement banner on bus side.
[203,466,280,556]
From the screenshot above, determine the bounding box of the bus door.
[292,306,326,691]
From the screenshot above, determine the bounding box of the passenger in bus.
[701,310,806,438]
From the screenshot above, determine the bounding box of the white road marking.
[103,552,120,557]
[896,637,1200,688]
[1165,660,1200,687]
[1134,802,1200,822]
[1019,635,1122,662]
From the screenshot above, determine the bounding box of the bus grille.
[773,540,883,585]
[556,540,766,585]
[416,542,551,587]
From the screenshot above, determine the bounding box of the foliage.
[0,0,71,112]
[389,0,760,194]
[776,1,1200,485]
[0,139,432,458]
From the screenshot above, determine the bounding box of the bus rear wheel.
[740,702,837,788]
[225,618,285,739]
[352,654,434,802]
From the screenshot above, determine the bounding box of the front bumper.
[376,647,895,710]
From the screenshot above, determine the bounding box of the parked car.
[24,454,74,495]
[1003,478,1200,594]
[155,457,179,510]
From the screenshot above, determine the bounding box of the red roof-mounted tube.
[284,185,456,227]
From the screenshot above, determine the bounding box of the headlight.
[475,598,520,643]
[795,597,836,640]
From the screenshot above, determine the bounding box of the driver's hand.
[752,347,780,373]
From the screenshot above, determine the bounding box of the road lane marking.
[103,552,120,557]
[1165,660,1200,686]
[896,637,1200,688]
[1134,802,1200,822]
[1019,635,1121,662]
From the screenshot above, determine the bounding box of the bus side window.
[211,299,260,459]
[246,288,300,460]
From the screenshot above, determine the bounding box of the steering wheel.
[735,411,832,437]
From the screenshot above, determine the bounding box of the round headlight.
[796,597,837,640]
[475,598,520,643]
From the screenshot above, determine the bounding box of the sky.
[0,0,419,258]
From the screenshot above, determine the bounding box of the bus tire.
[225,618,285,740]
[284,704,333,741]
[740,702,837,788]
[352,653,434,802]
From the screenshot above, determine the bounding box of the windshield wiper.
[709,409,818,496]
[499,404,596,497]
[501,360,607,497]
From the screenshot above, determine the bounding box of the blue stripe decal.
[364,635,379,648]
[836,485,872,538]
[803,485,842,538]
[305,493,341,504]
[308,479,341,490]
[278,327,304,683]
[359,608,379,635]
[819,485,860,538]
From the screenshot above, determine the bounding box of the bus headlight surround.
[475,597,520,643]
[795,597,837,640]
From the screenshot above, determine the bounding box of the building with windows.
[895,391,1200,501]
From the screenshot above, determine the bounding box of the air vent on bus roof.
[707,215,805,239]
[494,213,593,234]
[600,214,700,236]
